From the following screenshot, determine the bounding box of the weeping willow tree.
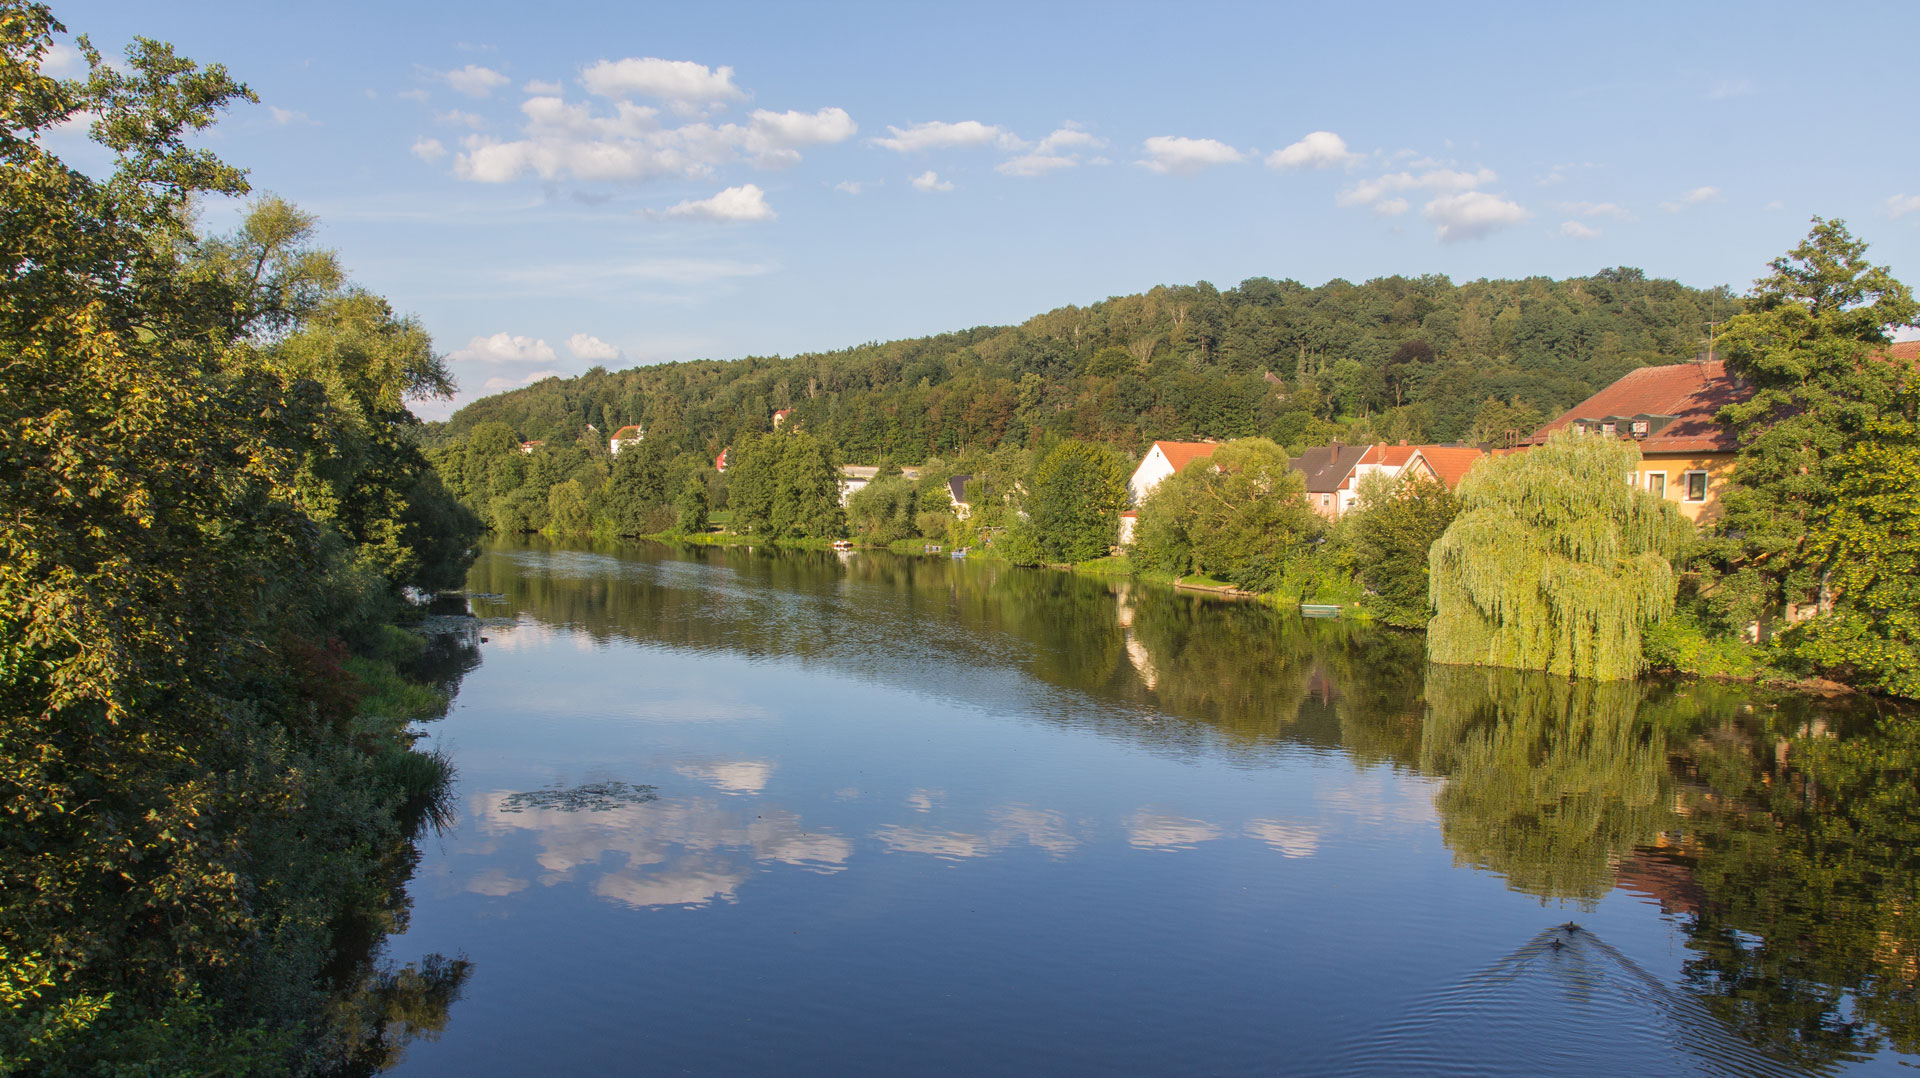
[1428,431,1693,680]
[1420,665,1675,905]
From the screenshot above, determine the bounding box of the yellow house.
[1530,360,1750,524]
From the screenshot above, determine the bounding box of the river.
[384,537,1918,1076]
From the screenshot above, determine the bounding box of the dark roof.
[948,474,973,504]
[1288,444,1372,493]
[1531,360,1750,453]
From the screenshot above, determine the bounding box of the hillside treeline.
[433,270,1736,462]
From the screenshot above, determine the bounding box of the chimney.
[1398,439,1408,446]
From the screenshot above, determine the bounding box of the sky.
[46,0,1920,417]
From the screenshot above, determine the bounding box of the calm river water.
[387,537,1917,1076]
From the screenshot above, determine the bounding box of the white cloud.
[449,101,852,184]
[1137,135,1245,175]
[567,333,622,361]
[580,57,745,112]
[450,332,558,364]
[870,119,1020,153]
[410,137,447,162]
[435,109,487,129]
[267,106,315,126]
[1337,167,1495,208]
[1265,130,1359,170]
[1125,811,1223,849]
[397,88,431,103]
[41,42,83,76]
[523,78,563,94]
[1553,200,1635,222]
[910,169,953,192]
[997,153,1076,178]
[1373,197,1409,217]
[441,64,509,99]
[673,760,775,795]
[998,125,1105,178]
[661,183,776,221]
[1885,193,1920,219]
[1424,191,1530,242]
[1561,219,1602,239]
[1245,820,1320,858]
[1660,185,1721,212]
[480,369,567,393]
[833,179,879,194]
[1708,78,1754,100]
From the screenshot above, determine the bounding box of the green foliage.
[1130,438,1322,591]
[1429,432,1692,679]
[1641,609,1765,681]
[1027,439,1130,563]
[1786,423,1920,696]
[846,476,923,544]
[674,472,710,533]
[0,11,478,1072]
[1333,472,1458,628]
[433,270,1737,466]
[1709,218,1919,623]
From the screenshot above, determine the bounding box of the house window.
[1320,493,1330,507]
[1646,472,1667,498]
[1683,470,1709,502]
[1601,422,1616,435]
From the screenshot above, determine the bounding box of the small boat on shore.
[832,539,854,551]
[950,548,968,559]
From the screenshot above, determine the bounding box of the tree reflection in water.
[465,537,1920,1071]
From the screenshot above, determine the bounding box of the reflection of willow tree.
[1668,709,1920,1070]
[326,953,474,1076]
[1421,666,1675,904]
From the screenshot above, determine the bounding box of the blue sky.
[49,0,1920,416]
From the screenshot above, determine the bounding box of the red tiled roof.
[1409,446,1489,489]
[1883,340,1920,364]
[612,425,644,440]
[1359,444,1421,468]
[1531,360,1750,454]
[1153,441,1219,474]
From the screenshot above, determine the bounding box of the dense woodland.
[430,269,1737,462]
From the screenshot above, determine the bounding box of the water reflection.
[436,537,1919,1073]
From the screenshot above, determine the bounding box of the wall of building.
[1636,451,1736,524]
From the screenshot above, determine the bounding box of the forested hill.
[432,269,1736,461]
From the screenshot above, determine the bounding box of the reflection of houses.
[609,424,645,455]
[1529,359,1752,524]
[1122,441,1219,543]
[837,464,922,506]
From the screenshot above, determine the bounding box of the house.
[773,408,794,429]
[1288,442,1376,520]
[1409,445,1492,491]
[714,448,729,473]
[837,464,922,506]
[1529,359,1751,523]
[1128,441,1219,505]
[518,440,544,455]
[609,424,645,455]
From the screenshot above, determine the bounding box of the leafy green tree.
[546,479,591,534]
[1429,432,1691,679]
[1336,472,1458,628]
[1027,439,1129,563]
[674,472,710,533]
[1711,219,1918,623]
[846,475,922,543]
[1131,438,1320,590]
[770,429,845,539]
[1788,422,1920,696]
[601,439,671,535]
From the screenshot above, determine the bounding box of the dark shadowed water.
[386,537,1919,1076]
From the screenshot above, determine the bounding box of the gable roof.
[948,474,972,504]
[1409,446,1488,489]
[1289,443,1372,493]
[1151,441,1219,474]
[611,425,644,440]
[1531,360,1750,453]
[1358,443,1421,469]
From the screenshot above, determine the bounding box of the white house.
[1121,441,1219,544]
[609,425,645,455]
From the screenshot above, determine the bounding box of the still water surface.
[390,538,1918,1076]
